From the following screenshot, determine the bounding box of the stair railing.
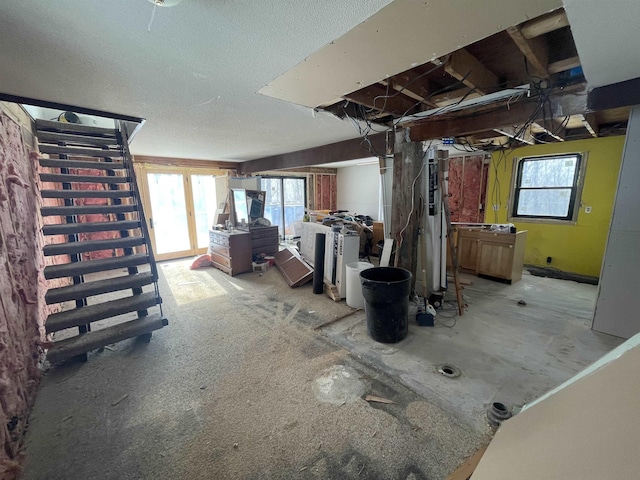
[115,120,163,316]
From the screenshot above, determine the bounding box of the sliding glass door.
[141,167,223,261]
[261,177,306,238]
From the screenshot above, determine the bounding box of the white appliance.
[325,231,359,298]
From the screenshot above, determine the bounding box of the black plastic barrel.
[360,267,412,343]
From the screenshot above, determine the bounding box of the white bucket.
[346,261,373,309]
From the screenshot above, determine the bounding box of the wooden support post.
[390,128,424,293]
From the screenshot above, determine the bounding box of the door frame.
[135,163,230,261]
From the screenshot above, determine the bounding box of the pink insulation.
[448,155,489,223]
[0,112,68,478]
[70,168,122,261]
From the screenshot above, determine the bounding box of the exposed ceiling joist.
[548,56,581,75]
[239,132,390,174]
[507,26,549,79]
[431,87,483,107]
[344,83,420,116]
[444,49,500,94]
[532,122,565,141]
[520,9,569,39]
[582,113,599,137]
[388,70,437,107]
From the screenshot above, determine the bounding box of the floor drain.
[437,364,461,378]
[487,401,512,426]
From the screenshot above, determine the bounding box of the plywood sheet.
[471,344,640,480]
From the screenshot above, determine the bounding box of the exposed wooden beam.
[520,9,570,39]
[344,83,420,116]
[239,132,391,174]
[532,121,565,141]
[588,77,640,111]
[444,49,499,94]
[508,26,549,79]
[548,56,581,75]
[133,155,237,171]
[407,85,588,142]
[582,114,599,138]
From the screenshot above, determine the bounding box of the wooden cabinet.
[250,225,279,257]
[455,229,527,283]
[209,230,252,276]
[457,229,480,272]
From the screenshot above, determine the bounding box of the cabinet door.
[458,235,479,272]
[477,241,515,279]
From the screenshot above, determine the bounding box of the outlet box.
[585,206,592,213]
[493,205,500,211]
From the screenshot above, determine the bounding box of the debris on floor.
[312,365,366,405]
[364,395,396,405]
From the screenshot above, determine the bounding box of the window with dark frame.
[511,153,582,221]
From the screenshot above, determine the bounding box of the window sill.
[508,217,577,226]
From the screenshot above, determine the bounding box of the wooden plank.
[43,236,145,256]
[39,158,125,170]
[40,189,133,199]
[548,56,580,75]
[273,248,313,288]
[45,272,155,304]
[42,220,140,236]
[493,125,536,145]
[444,49,499,94]
[582,113,599,138]
[37,131,120,147]
[389,130,422,293]
[520,9,569,39]
[389,69,437,107]
[133,155,237,171]
[46,314,167,364]
[239,132,391,174]
[46,292,160,333]
[44,253,149,279]
[507,26,549,79]
[39,144,122,158]
[446,445,488,480]
[39,173,129,184]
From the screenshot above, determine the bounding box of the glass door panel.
[262,177,284,237]
[147,172,191,256]
[191,174,217,249]
[283,178,305,236]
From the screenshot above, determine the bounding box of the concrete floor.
[322,272,624,431]
[22,261,487,480]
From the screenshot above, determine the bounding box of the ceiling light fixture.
[148,0,184,6]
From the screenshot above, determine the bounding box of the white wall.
[336,163,380,219]
[592,105,640,338]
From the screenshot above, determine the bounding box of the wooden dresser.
[250,225,279,257]
[208,230,252,276]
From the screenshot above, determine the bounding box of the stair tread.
[45,271,155,304]
[42,220,141,236]
[40,189,133,199]
[40,144,122,158]
[44,253,150,279]
[36,119,117,137]
[41,204,137,217]
[46,313,168,364]
[37,131,120,147]
[46,292,161,333]
[39,158,125,170]
[43,236,145,256]
[40,173,129,184]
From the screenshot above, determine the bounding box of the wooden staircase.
[36,119,167,364]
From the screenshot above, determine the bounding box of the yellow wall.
[485,136,624,277]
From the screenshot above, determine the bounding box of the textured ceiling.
[0,0,392,161]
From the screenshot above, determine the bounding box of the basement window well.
[510,153,585,223]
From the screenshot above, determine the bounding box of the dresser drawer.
[209,244,231,257]
[210,251,232,268]
[209,231,230,247]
